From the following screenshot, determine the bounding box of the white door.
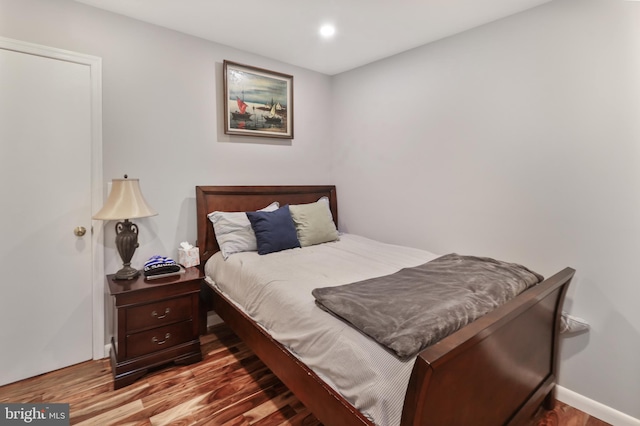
[0,40,102,386]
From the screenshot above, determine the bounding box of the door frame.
[0,36,105,359]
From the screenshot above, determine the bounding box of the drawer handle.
[151,308,171,319]
[152,333,171,345]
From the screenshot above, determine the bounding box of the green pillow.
[289,198,339,247]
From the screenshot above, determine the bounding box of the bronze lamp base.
[113,219,141,280]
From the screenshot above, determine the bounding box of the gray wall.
[2,0,639,420]
[331,0,640,419]
[0,0,334,274]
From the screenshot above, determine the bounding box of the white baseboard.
[556,386,640,426]
[207,312,223,327]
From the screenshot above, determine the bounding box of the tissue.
[178,241,200,268]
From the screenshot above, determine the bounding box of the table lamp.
[93,175,158,280]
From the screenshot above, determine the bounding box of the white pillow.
[289,197,339,247]
[208,202,279,259]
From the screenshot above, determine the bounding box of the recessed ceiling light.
[319,24,336,38]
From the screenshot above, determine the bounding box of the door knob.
[74,226,87,237]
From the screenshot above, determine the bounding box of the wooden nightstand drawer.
[126,295,192,332]
[126,320,194,359]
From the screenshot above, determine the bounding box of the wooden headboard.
[195,185,338,264]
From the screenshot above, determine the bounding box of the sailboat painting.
[223,60,293,139]
[231,96,252,121]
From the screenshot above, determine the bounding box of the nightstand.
[107,267,203,389]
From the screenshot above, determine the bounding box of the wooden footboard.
[401,267,574,426]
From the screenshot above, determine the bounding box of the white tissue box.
[178,246,200,268]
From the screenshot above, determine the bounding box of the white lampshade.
[93,178,157,220]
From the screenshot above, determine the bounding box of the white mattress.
[205,233,439,426]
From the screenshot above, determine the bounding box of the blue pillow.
[246,205,301,255]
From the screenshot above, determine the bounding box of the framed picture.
[223,60,293,139]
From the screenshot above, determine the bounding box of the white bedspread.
[205,234,439,426]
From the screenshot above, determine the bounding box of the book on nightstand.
[144,265,186,280]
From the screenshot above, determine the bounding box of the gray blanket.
[312,253,543,359]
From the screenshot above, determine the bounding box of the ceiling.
[75,0,553,75]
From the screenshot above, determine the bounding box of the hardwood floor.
[536,403,611,426]
[0,323,609,426]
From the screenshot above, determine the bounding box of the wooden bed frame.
[195,185,575,426]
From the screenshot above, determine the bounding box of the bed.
[195,185,575,426]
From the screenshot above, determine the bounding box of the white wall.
[0,0,333,275]
[332,0,640,419]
